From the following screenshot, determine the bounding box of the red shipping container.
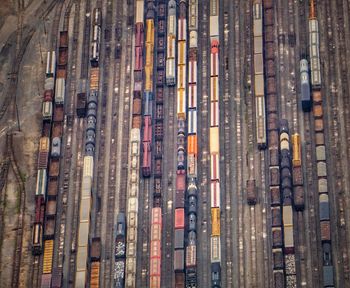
[320,221,331,242]
[150,257,161,276]
[35,195,44,223]
[150,240,161,258]
[38,151,49,169]
[176,174,186,192]
[152,207,162,225]
[175,208,185,229]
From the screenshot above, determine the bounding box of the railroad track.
[222,0,233,286]
[7,132,26,288]
[321,0,350,283]
[196,1,210,287]
[161,85,176,287]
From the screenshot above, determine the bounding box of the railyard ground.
[0,0,54,286]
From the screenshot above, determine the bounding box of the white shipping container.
[75,271,86,288]
[210,50,219,76]
[187,154,197,177]
[78,222,89,247]
[44,77,55,90]
[210,236,221,263]
[189,0,198,30]
[211,181,220,208]
[209,127,220,154]
[135,0,144,24]
[253,19,262,37]
[188,109,197,134]
[168,15,176,35]
[36,169,47,197]
[188,84,197,108]
[210,153,220,181]
[189,30,198,48]
[254,74,264,96]
[210,101,219,127]
[167,36,176,59]
[253,3,262,20]
[42,101,53,120]
[210,16,219,37]
[80,198,91,222]
[46,51,56,77]
[81,176,92,198]
[83,156,94,178]
[128,197,138,213]
[76,247,88,271]
[189,60,197,84]
[166,58,176,86]
[55,78,65,104]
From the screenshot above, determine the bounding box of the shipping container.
[90,68,100,90]
[320,194,330,221]
[188,84,197,108]
[273,249,284,270]
[210,77,218,101]
[46,199,56,218]
[210,236,221,263]
[175,208,185,229]
[90,237,101,261]
[272,228,283,248]
[274,271,284,288]
[269,167,280,186]
[55,78,65,104]
[36,169,47,197]
[176,173,186,191]
[269,148,279,166]
[175,229,184,250]
[211,208,220,236]
[43,240,54,273]
[174,250,184,272]
[32,223,43,255]
[293,186,304,211]
[210,181,220,208]
[316,145,326,162]
[42,101,53,121]
[315,132,325,146]
[317,162,327,177]
[186,245,196,267]
[41,274,52,288]
[271,207,281,227]
[51,267,62,288]
[188,109,197,134]
[323,266,334,287]
[175,190,185,208]
[318,179,328,193]
[270,187,281,206]
[292,166,303,186]
[246,179,257,205]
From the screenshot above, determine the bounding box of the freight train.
[90,8,102,67]
[166,0,176,86]
[75,7,101,287]
[114,213,126,288]
[186,0,199,286]
[308,1,334,286]
[125,0,144,286]
[253,1,267,149]
[209,0,221,286]
[279,120,297,287]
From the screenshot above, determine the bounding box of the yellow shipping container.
[292,133,301,167]
[90,262,100,288]
[39,137,50,152]
[146,19,154,44]
[210,127,219,154]
[42,240,54,274]
[90,68,99,90]
[211,207,220,236]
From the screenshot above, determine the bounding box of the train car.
[246,179,257,205]
[90,262,100,288]
[253,2,267,149]
[90,8,102,66]
[46,51,56,77]
[300,59,311,111]
[166,0,177,85]
[54,78,65,105]
[309,19,321,88]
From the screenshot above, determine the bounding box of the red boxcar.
[135,47,143,71]
[135,23,144,47]
[175,208,185,229]
[142,142,151,177]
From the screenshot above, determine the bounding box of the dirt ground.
[0,0,54,286]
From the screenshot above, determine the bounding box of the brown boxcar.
[265,43,275,60]
[266,60,276,77]
[156,88,164,103]
[175,272,185,287]
[269,148,279,166]
[174,250,184,271]
[315,132,325,146]
[155,141,162,159]
[175,190,185,208]
[271,187,281,206]
[313,91,322,103]
[271,207,281,227]
[265,26,274,43]
[90,261,100,288]
[59,31,68,47]
[269,167,280,186]
[292,166,303,186]
[133,98,142,115]
[41,274,52,288]
[267,77,276,95]
[320,221,331,242]
[267,112,278,130]
[52,123,62,139]
[46,199,57,218]
[154,159,162,178]
[267,94,278,113]
[273,249,284,270]
[313,103,323,118]
[44,218,55,239]
[176,173,186,191]
[90,237,101,261]
[293,186,305,211]
[246,179,257,205]
[47,179,58,198]
[264,9,274,26]
[272,228,283,248]
[49,159,60,178]
[58,47,68,66]
[132,115,141,129]
[175,229,184,249]
[315,119,324,132]
[51,267,62,288]
[76,93,87,118]
[54,106,64,122]
[268,130,279,148]
[154,178,162,196]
